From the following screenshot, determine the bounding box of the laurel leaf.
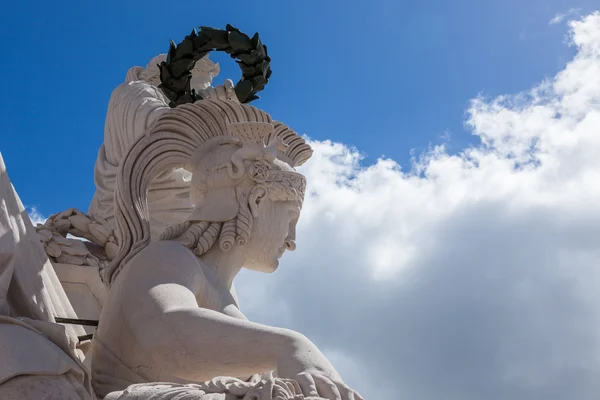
[193,35,211,51]
[251,33,260,48]
[235,79,253,103]
[237,61,257,76]
[200,28,229,49]
[257,60,270,77]
[173,38,194,61]
[193,50,209,61]
[160,86,176,100]
[162,25,271,106]
[159,61,171,80]
[251,75,267,91]
[167,40,177,63]
[170,59,193,78]
[237,52,261,65]
[226,24,240,32]
[228,30,253,53]
[255,44,266,60]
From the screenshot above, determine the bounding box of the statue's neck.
[198,245,244,291]
[162,220,246,291]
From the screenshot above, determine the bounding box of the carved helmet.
[108,100,312,284]
[185,121,307,223]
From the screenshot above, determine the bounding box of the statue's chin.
[243,258,279,274]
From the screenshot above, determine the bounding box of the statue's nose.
[285,238,296,251]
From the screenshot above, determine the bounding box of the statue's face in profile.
[243,198,301,273]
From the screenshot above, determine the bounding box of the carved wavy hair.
[159,185,256,256]
[106,99,312,286]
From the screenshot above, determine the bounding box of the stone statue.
[91,98,363,399]
[0,155,94,399]
[0,26,365,400]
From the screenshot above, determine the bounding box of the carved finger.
[89,222,111,245]
[224,80,240,102]
[206,87,218,99]
[224,78,235,90]
[37,228,52,242]
[215,85,228,100]
[55,208,75,220]
[56,253,85,265]
[197,87,214,100]
[314,376,342,400]
[68,214,91,232]
[45,241,62,258]
[295,373,319,398]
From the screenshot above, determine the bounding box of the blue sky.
[0,0,593,216]
[4,4,600,399]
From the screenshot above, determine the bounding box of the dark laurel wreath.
[158,24,272,107]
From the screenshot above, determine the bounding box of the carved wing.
[37,57,219,282]
[88,80,191,239]
[89,57,204,241]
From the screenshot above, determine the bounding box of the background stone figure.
[89,54,221,241]
[0,154,94,399]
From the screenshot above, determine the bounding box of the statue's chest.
[194,280,241,318]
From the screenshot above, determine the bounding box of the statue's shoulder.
[124,239,226,308]
[104,238,224,324]
[118,240,203,291]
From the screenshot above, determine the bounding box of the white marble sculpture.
[0,154,94,399]
[0,51,365,400]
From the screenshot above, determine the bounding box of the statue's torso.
[91,241,242,398]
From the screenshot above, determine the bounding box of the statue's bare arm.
[118,241,362,400]
[119,241,283,379]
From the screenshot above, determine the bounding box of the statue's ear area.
[248,185,267,218]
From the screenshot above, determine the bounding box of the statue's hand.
[196,79,240,103]
[277,333,364,400]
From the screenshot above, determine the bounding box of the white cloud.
[550,8,581,25]
[550,14,566,25]
[27,207,46,226]
[236,11,600,400]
